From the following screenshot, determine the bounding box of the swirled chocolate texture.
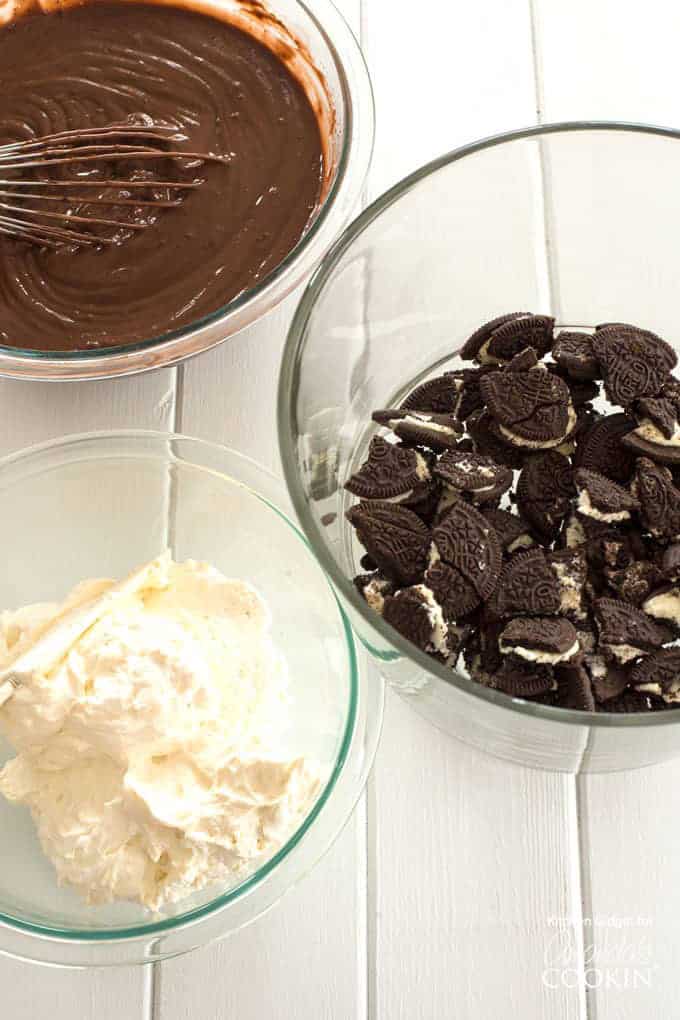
[0,3,323,351]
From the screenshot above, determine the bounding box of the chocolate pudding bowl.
[0,0,374,378]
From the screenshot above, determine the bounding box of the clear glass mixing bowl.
[0,0,374,380]
[279,122,680,774]
[0,431,383,966]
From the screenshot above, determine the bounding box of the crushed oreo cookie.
[345,313,680,713]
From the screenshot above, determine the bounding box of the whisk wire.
[0,123,227,248]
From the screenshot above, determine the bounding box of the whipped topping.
[0,554,320,910]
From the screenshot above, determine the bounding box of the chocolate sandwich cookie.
[480,367,576,449]
[354,573,395,615]
[466,410,528,469]
[372,410,462,452]
[576,516,646,574]
[548,548,588,621]
[493,657,556,698]
[460,312,530,361]
[598,688,670,713]
[434,449,512,505]
[586,655,631,704]
[481,507,534,554]
[383,585,450,657]
[574,468,637,523]
[453,367,497,421]
[592,325,675,407]
[549,369,600,408]
[574,413,636,483]
[400,373,464,415]
[344,436,432,502]
[605,560,663,606]
[552,331,601,381]
[506,348,539,373]
[623,392,680,464]
[636,395,679,439]
[346,309,680,713]
[632,457,680,540]
[463,616,506,682]
[468,314,555,365]
[346,501,430,586]
[593,597,674,664]
[489,548,561,618]
[426,502,502,616]
[555,662,596,711]
[594,322,677,369]
[631,647,680,703]
[499,616,579,664]
[516,451,575,538]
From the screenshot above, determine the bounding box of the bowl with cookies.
[279,122,680,772]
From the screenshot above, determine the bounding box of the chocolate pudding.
[0,2,324,351]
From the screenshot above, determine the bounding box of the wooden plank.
[372,695,584,1020]
[159,3,368,1019]
[535,1,680,1015]
[0,960,151,1020]
[0,372,174,1013]
[0,372,176,456]
[364,0,540,200]
[363,0,585,1017]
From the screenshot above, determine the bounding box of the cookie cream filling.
[642,588,680,625]
[497,403,577,450]
[636,681,680,703]
[506,533,534,554]
[476,338,502,365]
[606,642,644,664]
[413,585,449,657]
[634,418,680,447]
[393,415,458,436]
[577,489,631,523]
[499,638,580,664]
[565,514,587,549]
[0,554,320,910]
[550,560,586,619]
[362,577,391,615]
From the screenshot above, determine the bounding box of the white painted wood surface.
[1,1,679,1018]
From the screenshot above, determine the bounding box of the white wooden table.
[3,0,679,1016]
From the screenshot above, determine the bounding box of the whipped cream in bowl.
[0,432,380,966]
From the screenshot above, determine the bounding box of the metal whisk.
[0,122,230,249]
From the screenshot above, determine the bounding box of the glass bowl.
[0,0,374,380]
[0,431,382,966]
[279,121,680,774]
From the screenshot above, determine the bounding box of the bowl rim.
[0,429,360,942]
[0,0,375,379]
[279,119,680,730]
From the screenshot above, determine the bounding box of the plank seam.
[575,775,597,1020]
[358,5,375,1019]
[173,365,185,436]
[530,3,591,1017]
[528,0,562,318]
